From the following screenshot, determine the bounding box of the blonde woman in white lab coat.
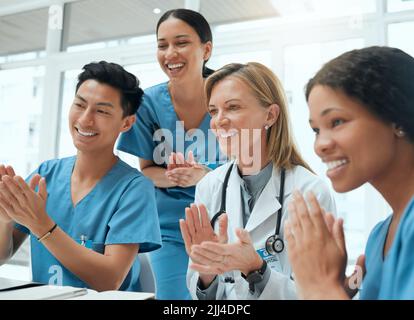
[179,62,336,300]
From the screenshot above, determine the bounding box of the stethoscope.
[210,163,286,256]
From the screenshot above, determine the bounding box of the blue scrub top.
[117,82,225,239]
[360,196,414,299]
[16,156,161,291]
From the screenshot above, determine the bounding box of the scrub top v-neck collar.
[64,156,121,209]
[162,82,211,136]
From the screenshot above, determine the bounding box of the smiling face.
[308,85,397,192]
[156,17,211,82]
[208,76,276,169]
[69,79,135,155]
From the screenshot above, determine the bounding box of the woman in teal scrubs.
[284,46,414,299]
[0,61,161,291]
[118,9,224,299]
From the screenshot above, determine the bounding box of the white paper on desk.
[0,285,88,300]
[69,290,154,300]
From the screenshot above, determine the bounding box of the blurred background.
[1,0,412,281]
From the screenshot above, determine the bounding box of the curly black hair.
[76,61,144,117]
[306,46,414,142]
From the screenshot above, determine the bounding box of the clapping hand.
[284,191,349,299]
[180,203,228,286]
[0,168,54,238]
[166,151,208,187]
[190,228,263,277]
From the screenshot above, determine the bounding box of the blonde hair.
[205,62,312,171]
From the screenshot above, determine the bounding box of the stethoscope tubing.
[210,163,286,255]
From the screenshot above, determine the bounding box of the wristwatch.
[242,259,267,293]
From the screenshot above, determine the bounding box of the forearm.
[41,227,131,291]
[197,275,219,300]
[142,166,176,188]
[0,221,15,264]
[199,273,217,288]
[300,285,350,300]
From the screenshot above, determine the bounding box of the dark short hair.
[306,46,414,142]
[76,61,144,117]
[156,8,214,77]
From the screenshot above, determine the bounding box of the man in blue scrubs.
[0,61,161,292]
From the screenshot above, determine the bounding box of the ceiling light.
[153,8,161,14]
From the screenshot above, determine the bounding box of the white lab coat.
[188,161,336,300]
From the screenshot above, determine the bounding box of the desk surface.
[70,289,154,300]
[0,281,154,300]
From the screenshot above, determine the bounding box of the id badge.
[256,248,283,273]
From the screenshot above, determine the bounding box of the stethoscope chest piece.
[265,235,284,255]
[211,164,287,257]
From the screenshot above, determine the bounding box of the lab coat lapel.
[225,165,244,235]
[245,166,282,233]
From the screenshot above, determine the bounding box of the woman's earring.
[393,124,406,138]
[264,125,270,130]
[397,129,406,137]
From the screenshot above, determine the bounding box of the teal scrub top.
[360,196,414,299]
[16,156,162,291]
[117,82,225,238]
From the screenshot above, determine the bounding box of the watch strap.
[242,259,267,292]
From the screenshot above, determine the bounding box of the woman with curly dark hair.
[285,46,414,299]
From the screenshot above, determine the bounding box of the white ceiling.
[0,0,78,16]
[0,0,279,56]
[0,7,48,55]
